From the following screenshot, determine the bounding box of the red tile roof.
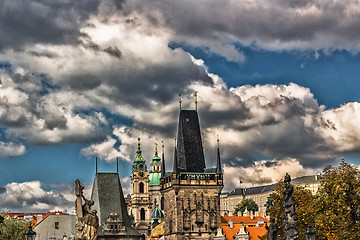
[221,216,269,224]
[221,216,269,240]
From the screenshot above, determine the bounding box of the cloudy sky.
[1,0,360,213]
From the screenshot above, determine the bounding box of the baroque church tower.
[149,143,163,210]
[131,138,152,236]
[160,109,224,240]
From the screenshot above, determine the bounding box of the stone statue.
[268,217,278,240]
[0,214,4,238]
[282,173,298,240]
[75,179,99,240]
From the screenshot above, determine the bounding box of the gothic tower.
[149,143,163,210]
[131,138,152,236]
[161,109,224,240]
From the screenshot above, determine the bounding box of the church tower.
[149,143,163,210]
[161,109,224,240]
[131,138,152,236]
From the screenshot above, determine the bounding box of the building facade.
[220,175,321,216]
[131,139,153,236]
[160,109,224,240]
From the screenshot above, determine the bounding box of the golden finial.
[195,92,198,111]
[155,142,158,153]
[179,94,182,110]
[217,135,220,147]
[137,137,141,146]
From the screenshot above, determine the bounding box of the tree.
[0,213,28,240]
[266,180,315,240]
[314,160,360,239]
[235,198,259,215]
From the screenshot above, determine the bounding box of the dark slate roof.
[91,173,140,236]
[176,110,206,172]
[225,175,320,196]
[290,175,320,185]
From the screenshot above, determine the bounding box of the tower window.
[161,197,164,210]
[140,208,146,220]
[139,182,144,193]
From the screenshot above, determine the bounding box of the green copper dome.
[151,203,164,220]
[132,138,147,171]
[149,172,161,186]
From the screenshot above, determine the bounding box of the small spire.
[161,141,166,178]
[155,143,158,156]
[173,138,179,173]
[136,137,142,155]
[195,92,198,111]
[179,94,182,110]
[134,137,145,162]
[117,158,119,173]
[96,157,98,173]
[216,135,222,174]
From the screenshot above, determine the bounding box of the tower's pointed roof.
[176,110,206,172]
[134,138,145,162]
[216,137,222,174]
[161,142,166,177]
[173,138,179,173]
[133,138,146,171]
[151,143,161,163]
[91,173,141,236]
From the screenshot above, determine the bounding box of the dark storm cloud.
[0,67,108,146]
[0,0,124,50]
[126,0,360,58]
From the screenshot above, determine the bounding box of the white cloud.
[0,141,26,158]
[0,181,74,212]
[223,158,320,191]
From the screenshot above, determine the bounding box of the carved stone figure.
[282,173,298,240]
[75,179,99,240]
[268,217,278,240]
[0,214,4,238]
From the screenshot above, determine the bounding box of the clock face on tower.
[139,171,144,177]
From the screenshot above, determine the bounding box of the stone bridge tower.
[161,109,224,240]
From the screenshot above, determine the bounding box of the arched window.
[140,208,146,220]
[139,182,144,193]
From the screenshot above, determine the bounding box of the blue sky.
[1,0,360,212]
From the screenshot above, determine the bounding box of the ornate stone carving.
[282,173,299,240]
[75,179,99,240]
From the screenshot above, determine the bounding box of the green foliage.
[266,180,316,240]
[0,213,27,240]
[235,198,259,215]
[314,160,360,239]
[266,160,360,240]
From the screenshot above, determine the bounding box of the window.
[140,208,146,220]
[55,222,59,229]
[161,197,164,210]
[139,182,144,193]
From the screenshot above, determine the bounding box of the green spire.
[133,138,146,171]
[152,143,161,163]
[135,138,145,162]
